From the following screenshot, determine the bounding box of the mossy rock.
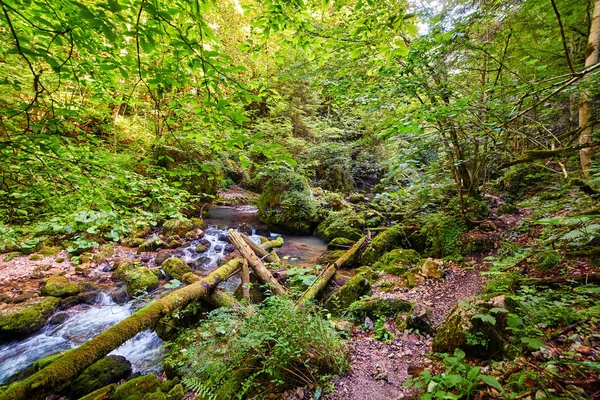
[158,378,180,394]
[112,261,136,281]
[420,258,445,279]
[79,384,117,400]
[194,244,208,253]
[360,225,407,265]
[315,210,365,242]
[125,267,159,296]
[110,374,160,400]
[161,258,192,281]
[138,237,167,253]
[325,273,372,315]
[28,254,43,261]
[432,295,507,357]
[348,193,364,204]
[256,170,321,235]
[404,304,435,335]
[355,266,379,282]
[181,272,200,284]
[163,219,195,237]
[372,249,422,275]
[327,237,355,250]
[0,296,60,340]
[71,355,133,398]
[316,250,347,266]
[39,245,61,256]
[143,392,166,400]
[121,238,145,248]
[40,276,80,298]
[166,383,185,400]
[93,246,115,264]
[347,295,412,322]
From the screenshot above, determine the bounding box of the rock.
[55,257,65,263]
[155,250,174,266]
[143,392,166,400]
[316,250,347,266]
[121,238,145,248]
[315,210,365,242]
[40,245,61,256]
[110,374,160,400]
[92,246,114,264]
[194,244,208,253]
[112,260,137,281]
[360,225,407,265]
[41,275,80,298]
[405,304,435,335]
[78,384,117,400]
[181,272,200,284]
[325,273,371,315]
[59,291,99,310]
[125,267,159,296]
[355,266,379,282]
[111,289,128,305]
[373,249,422,275]
[371,364,388,381]
[404,272,426,287]
[348,193,365,204]
[0,296,60,341]
[364,316,375,331]
[71,355,133,398]
[161,258,192,281]
[348,295,412,322]
[166,384,185,400]
[48,312,69,325]
[432,295,506,357]
[138,237,167,253]
[163,218,195,237]
[420,258,445,279]
[224,244,235,254]
[327,237,356,250]
[198,238,211,248]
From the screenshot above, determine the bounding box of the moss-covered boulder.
[166,383,185,400]
[325,273,372,315]
[420,258,445,279]
[372,249,422,275]
[347,295,412,322]
[163,219,194,237]
[360,225,407,265]
[355,266,379,282]
[315,210,365,242]
[40,276,80,298]
[181,272,200,284]
[143,392,166,400]
[161,258,192,281]
[79,384,117,400]
[71,355,132,398]
[110,374,160,400]
[138,237,168,253]
[125,267,159,296]
[327,237,356,250]
[432,295,507,357]
[316,250,347,266]
[256,171,320,235]
[0,296,60,340]
[112,261,136,282]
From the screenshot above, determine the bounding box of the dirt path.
[324,265,488,400]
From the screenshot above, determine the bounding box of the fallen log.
[229,229,287,296]
[0,259,242,400]
[241,234,280,263]
[298,236,366,307]
[261,236,284,250]
[241,259,250,301]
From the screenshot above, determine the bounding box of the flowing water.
[0,206,327,384]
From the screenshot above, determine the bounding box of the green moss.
[372,249,422,275]
[138,237,167,252]
[327,237,355,250]
[112,261,136,281]
[28,254,43,261]
[316,210,365,242]
[347,295,412,322]
[419,213,466,259]
[71,355,132,398]
[0,296,60,339]
[78,384,116,400]
[166,384,185,400]
[496,163,550,202]
[360,225,407,265]
[40,276,80,298]
[142,392,166,400]
[125,267,159,296]
[325,273,372,315]
[348,193,364,204]
[181,272,200,284]
[110,374,160,400]
[158,378,180,394]
[93,246,115,264]
[316,250,347,266]
[161,258,192,281]
[420,258,445,279]
[163,219,194,237]
[194,244,207,253]
[355,266,378,282]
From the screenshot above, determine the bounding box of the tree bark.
[580,0,600,177]
[241,234,280,263]
[229,229,287,295]
[0,259,242,400]
[298,236,366,306]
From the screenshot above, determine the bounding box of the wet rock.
[0,296,60,341]
[121,237,145,248]
[189,257,210,269]
[71,355,132,398]
[316,210,365,242]
[217,233,232,244]
[238,223,253,235]
[41,276,80,298]
[224,244,235,254]
[48,312,69,325]
[125,267,159,296]
[161,258,192,281]
[163,218,195,237]
[111,289,128,305]
[138,237,167,253]
[198,238,211,248]
[327,237,355,250]
[420,258,445,279]
[194,244,208,253]
[214,245,223,252]
[112,260,136,281]
[59,291,99,310]
[109,373,159,400]
[254,227,271,237]
[155,250,174,266]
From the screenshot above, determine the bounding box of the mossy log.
[0,259,242,400]
[229,229,287,296]
[298,236,366,307]
[241,234,280,263]
[261,236,284,250]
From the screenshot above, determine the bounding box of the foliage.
[420,212,466,260]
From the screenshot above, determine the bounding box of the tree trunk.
[229,229,287,295]
[0,259,242,400]
[241,234,280,263]
[580,0,600,177]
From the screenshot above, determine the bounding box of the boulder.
[125,267,159,296]
[112,260,136,281]
[163,218,195,237]
[360,225,407,265]
[71,355,132,398]
[40,276,80,298]
[432,295,507,357]
[166,383,186,400]
[315,210,365,242]
[420,258,445,279]
[327,237,356,250]
[0,296,60,341]
[154,250,175,266]
[325,273,371,315]
[161,258,192,281]
[138,237,167,253]
[405,304,436,335]
[347,295,412,322]
[110,374,160,400]
[372,249,422,275]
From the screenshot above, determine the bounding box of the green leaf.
[480,375,502,391]
[521,337,546,349]
[472,313,496,325]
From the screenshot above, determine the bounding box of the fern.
[183,377,217,400]
[560,224,600,242]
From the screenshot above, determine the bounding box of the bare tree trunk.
[580,0,600,177]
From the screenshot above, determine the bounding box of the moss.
[315,210,365,242]
[158,378,180,394]
[71,355,132,398]
[121,238,145,248]
[166,383,185,400]
[194,244,207,253]
[316,250,347,266]
[0,296,60,339]
[372,249,422,275]
[327,237,355,250]
[55,257,65,263]
[347,295,412,322]
[161,258,192,281]
[2,352,66,384]
[256,169,320,235]
[78,384,117,400]
[125,267,159,296]
[110,374,160,400]
[420,258,445,279]
[348,193,364,204]
[325,273,372,315]
[93,246,115,264]
[28,254,43,261]
[112,261,136,281]
[138,237,167,253]
[163,219,194,237]
[181,272,200,285]
[360,225,407,265]
[419,213,466,259]
[142,392,166,400]
[496,163,550,202]
[355,266,378,282]
[40,276,80,298]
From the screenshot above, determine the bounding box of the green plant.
[420,212,466,260]
[406,349,503,399]
[373,317,393,342]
